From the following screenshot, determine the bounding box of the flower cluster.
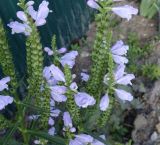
[99,40,135,111]
[3,0,139,144]
[87,0,138,20]
[8,0,51,35]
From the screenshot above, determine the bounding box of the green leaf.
[1,121,20,145]
[140,0,158,18]
[27,130,66,145]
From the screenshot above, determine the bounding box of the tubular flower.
[0,95,13,110]
[27,0,52,26]
[60,51,78,69]
[74,92,96,108]
[81,72,89,82]
[112,5,138,21]
[99,94,110,111]
[0,77,10,91]
[87,0,100,9]
[44,47,54,56]
[50,86,67,102]
[111,40,129,64]
[7,21,31,36]
[43,64,65,82]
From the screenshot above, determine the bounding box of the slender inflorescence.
[86,1,113,99]
[0,19,18,93]
[64,65,81,125]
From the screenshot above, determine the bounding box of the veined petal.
[74,92,96,108]
[114,64,126,80]
[112,54,128,64]
[69,139,84,145]
[63,112,73,128]
[116,74,135,85]
[61,51,78,60]
[49,64,65,82]
[112,5,138,21]
[111,40,129,56]
[99,94,109,111]
[115,89,133,101]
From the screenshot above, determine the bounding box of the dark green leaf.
[27,130,66,145]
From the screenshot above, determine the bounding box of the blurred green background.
[0,0,91,75]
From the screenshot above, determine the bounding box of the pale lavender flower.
[114,64,135,86]
[16,11,27,22]
[111,40,129,56]
[115,89,133,101]
[58,47,67,54]
[26,1,34,6]
[111,40,129,64]
[112,5,138,21]
[34,140,41,144]
[70,82,78,91]
[91,140,105,145]
[44,47,54,56]
[0,95,13,110]
[69,139,84,145]
[48,126,55,136]
[27,1,51,26]
[60,51,78,68]
[43,66,51,80]
[70,127,76,133]
[50,86,67,102]
[0,77,10,91]
[75,134,94,143]
[49,64,65,82]
[50,109,61,117]
[7,21,31,36]
[87,0,100,9]
[47,77,58,86]
[81,72,89,82]
[74,92,96,108]
[112,55,128,64]
[63,112,73,128]
[99,94,109,111]
[48,117,55,126]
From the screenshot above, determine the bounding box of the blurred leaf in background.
[140,0,159,19]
